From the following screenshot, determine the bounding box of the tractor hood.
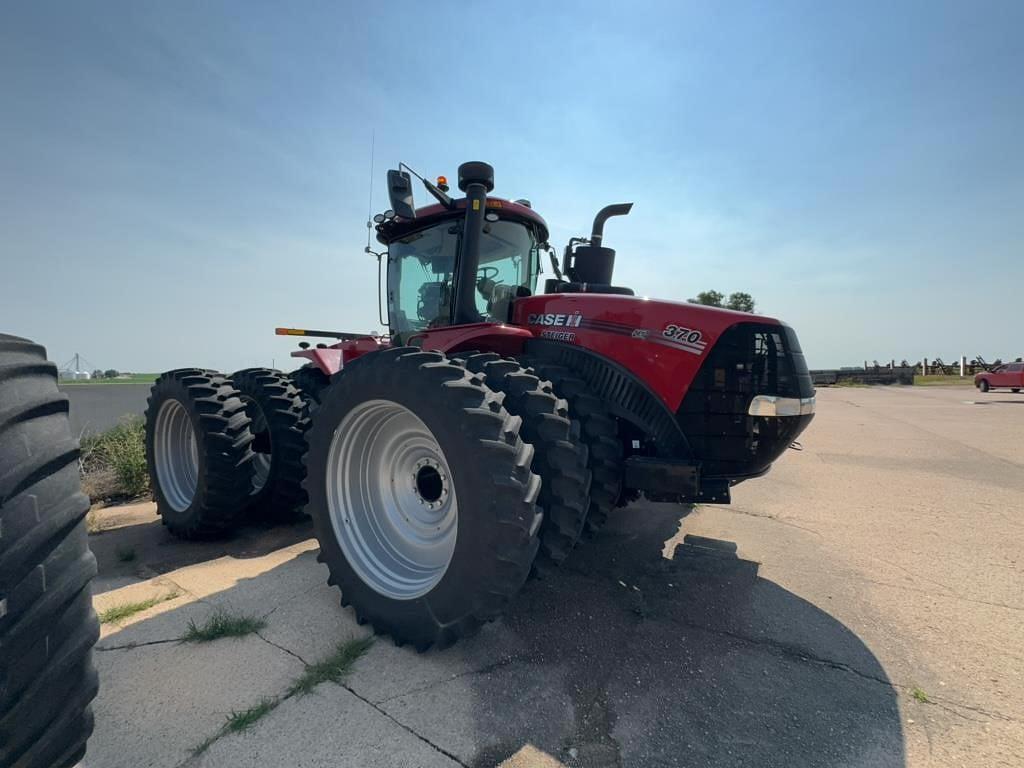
[512,292,806,412]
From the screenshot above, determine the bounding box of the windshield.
[387,217,540,339]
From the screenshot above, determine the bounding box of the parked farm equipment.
[144,161,815,649]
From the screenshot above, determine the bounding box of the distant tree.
[725,292,756,313]
[91,369,103,379]
[688,290,725,307]
[104,369,119,379]
[993,359,1003,366]
[688,290,756,313]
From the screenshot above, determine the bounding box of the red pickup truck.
[975,362,1024,393]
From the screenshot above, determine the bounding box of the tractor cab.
[375,162,549,343]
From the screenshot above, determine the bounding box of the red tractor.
[144,161,815,650]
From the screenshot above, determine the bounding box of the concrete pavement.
[85,385,1024,767]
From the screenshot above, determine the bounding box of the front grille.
[677,322,813,479]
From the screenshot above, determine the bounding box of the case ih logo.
[527,312,584,328]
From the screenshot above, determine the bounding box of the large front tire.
[145,370,254,539]
[0,334,100,768]
[304,348,541,650]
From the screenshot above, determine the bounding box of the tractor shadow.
[86,501,904,768]
[472,501,906,768]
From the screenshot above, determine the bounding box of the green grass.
[115,545,136,563]
[287,636,375,697]
[832,379,869,388]
[62,373,159,385]
[914,374,974,387]
[190,636,374,755]
[192,698,280,755]
[181,611,267,643]
[80,416,148,498]
[911,686,931,703]
[98,591,179,624]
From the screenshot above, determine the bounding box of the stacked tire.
[0,334,100,768]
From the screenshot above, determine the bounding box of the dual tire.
[145,368,308,537]
[517,355,623,534]
[304,348,542,650]
[454,352,592,567]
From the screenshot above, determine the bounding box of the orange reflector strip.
[275,328,307,336]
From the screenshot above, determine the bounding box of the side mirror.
[387,170,416,219]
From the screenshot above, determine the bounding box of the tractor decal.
[575,318,707,356]
[527,312,585,327]
[540,330,577,342]
[657,323,707,355]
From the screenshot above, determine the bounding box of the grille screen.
[677,323,813,478]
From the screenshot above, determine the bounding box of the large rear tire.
[230,368,308,522]
[455,352,591,567]
[517,356,623,534]
[304,347,541,650]
[0,334,100,768]
[145,369,254,539]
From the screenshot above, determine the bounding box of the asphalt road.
[60,382,151,435]
[86,385,1023,767]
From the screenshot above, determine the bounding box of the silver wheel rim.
[153,399,199,512]
[326,399,457,600]
[242,396,271,494]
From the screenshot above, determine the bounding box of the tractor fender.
[407,323,534,357]
[524,338,691,458]
[289,336,386,376]
[290,347,344,376]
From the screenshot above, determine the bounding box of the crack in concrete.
[96,637,180,652]
[563,551,1021,724]
[374,654,523,706]
[254,631,310,667]
[674,618,1020,724]
[721,505,824,538]
[341,681,471,767]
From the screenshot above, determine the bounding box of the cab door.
[989,365,1010,388]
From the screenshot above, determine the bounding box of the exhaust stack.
[590,203,633,248]
[565,202,634,285]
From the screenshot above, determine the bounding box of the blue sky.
[1,0,1021,371]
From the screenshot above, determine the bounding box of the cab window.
[387,222,460,338]
[474,220,540,320]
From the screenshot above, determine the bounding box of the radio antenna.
[365,129,376,255]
